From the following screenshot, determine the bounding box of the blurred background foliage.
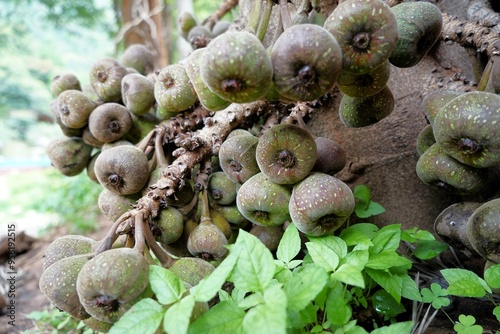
[0,0,236,237]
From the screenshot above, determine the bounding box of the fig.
[57,89,97,129]
[210,209,232,239]
[236,172,292,227]
[289,172,355,237]
[187,218,228,261]
[211,204,250,229]
[49,99,84,137]
[339,85,394,128]
[218,132,260,184]
[188,25,213,49]
[184,48,231,111]
[89,58,129,102]
[153,206,184,244]
[98,188,140,222]
[466,198,500,263]
[82,127,105,148]
[46,137,93,176]
[50,73,81,97]
[312,136,347,175]
[121,73,155,116]
[82,317,113,333]
[88,102,132,143]
[337,60,390,98]
[125,112,159,144]
[39,254,92,320]
[168,257,215,287]
[434,201,483,258]
[416,124,436,156]
[155,63,197,113]
[94,145,150,195]
[200,31,273,103]
[101,140,134,151]
[121,44,155,75]
[323,0,398,74]
[250,225,284,252]
[43,235,96,271]
[433,91,500,168]
[389,2,443,68]
[86,151,100,183]
[256,124,317,185]
[420,90,462,126]
[211,20,231,37]
[271,23,342,102]
[415,143,489,195]
[208,171,239,205]
[178,11,198,40]
[77,248,151,323]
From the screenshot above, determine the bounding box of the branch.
[201,0,239,30]
[441,12,500,57]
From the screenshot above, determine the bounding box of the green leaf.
[331,264,365,288]
[342,249,369,270]
[493,305,500,322]
[371,290,406,317]
[441,268,490,297]
[274,262,293,283]
[454,315,483,334]
[400,274,422,302]
[370,225,401,254]
[218,289,232,302]
[109,298,164,334]
[365,268,403,303]
[339,224,377,247]
[284,264,329,311]
[188,300,245,334]
[485,263,500,289]
[306,242,340,272]
[355,201,385,219]
[238,292,264,310]
[242,284,287,334]
[353,185,371,208]
[287,303,318,329]
[230,230,275,292]
[412,239,448,259]
[370,321,413,334]
[163,295,195,334]
[421,283,450,309]
[276,223,301,264]
[325,281,351,326]
[149,265,186,305]
[190,252,237,302]
[366,251,412,270]
[307,235,348,259]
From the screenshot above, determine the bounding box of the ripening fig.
[236,172,292,227]
[155,64,197,113]
[433,91,500,168]
[207,171,239,205]
[187,218,228,261]
[416,124,436,156]
[324,0,398,74]
[168,257,215,287]
[121,73,155,116]
[415,143,489,195]
[88,102,132,143]
[219,132,260,184]
[50,73,82,97]
[420,90,461,127]
[94,145,150,195]
[178,11,198,40]
[289,172,355,237]
[466,198,500,263]
[89,58,129,102]
[271,23,342,101]
[250,225,284,252]
[312,136,347,175]
[43,235,96,271]
[77,248,151,323]
[121,44,155,75]
[98,188,140,222]
[46,137,93,176]
[57,89,97,129]
[256,124,317,185]
[337,60,390,98]
[389,1,443,68]
[153,206,185,244]
[200,31,273,103]
[49,99,85,138]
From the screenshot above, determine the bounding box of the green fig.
[200,31,273,103]
[219,132,260,184]
[121,44,155,75]
[250,224,284,252]
[168,257,215,287]
[49,99,84,137]
[416,143,489,195]
[155,64,197,113]
[178,11,198,40]
[324,0,398,74]
[208,171,239,205]
[88,102,132,143]
[416,124,436,156]
[337,60,390,98]
[121,73,155,116]
[43,235,96,271]
[153,206,184,244]
[89,58,129,102]
[466,198,500,263]
[420,90,462,126]
[389,1,443,68]
[271,23,342,102]
[256,124,317,185]
[188,25,213,49]
[46,137,93,176]
[433,91,500,168]
[50,73,82,97]
[98,188,140,222]
[187,218,228,261]
[289,172,355,237]
[57,89,97,129]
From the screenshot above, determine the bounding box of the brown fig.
[57,89,97,129]
[88,102,132,143]
[46,137,93,176]
[121,73,155,116]
[121,44,155,75]
[50,73,82,97]
[89,58,129,102]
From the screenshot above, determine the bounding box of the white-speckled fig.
[236,172,291,227]
[289,172,355,237]
[89,58,129,102]
[271,23,342,102]
[121,44,155,75]
[168,257,215,287]
[57,90,97,129]
[88,102,132,143]
[219,132,260,184]
[421,90,462,126]
[46,137,93,176]
[155,63,197,113]
[121,73,155,116]
[43,235,96,271]
[153,206,184,244]
[433,91,500,168]
[416,124,436,156]
[51,73,82,97]
[98,188,140,222]
[208,171,239,205]
[256,124,317,185]
[337,60,390,98]
[466,198,500,263]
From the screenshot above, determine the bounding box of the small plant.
[26,305,93,334]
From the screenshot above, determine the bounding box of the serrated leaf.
[307,235,348,259]
[109,298,164,334]
[339,224,376,246]
[325,281,351,326]
[284,264,328,311]
[242,284,287,334]
[306,242,339,272]
[366,251,412,270]
[331,263,365,288]
[149,265,186,305]
[190,252,237,302]
[485,264,500,289]
[370,224,401,254]
[276,223,301,264]
[370,321,413,334]
[163,295,195,334]
[188,301,245,334]
[230,230,275,292]
[441,268,490,297]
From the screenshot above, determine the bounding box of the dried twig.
[202,0,239,30]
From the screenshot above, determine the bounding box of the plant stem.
[279,0,293,31]
[142,213,175,267]
[247,0,263,34]
[477,58,493,91]
[154,127,169,166]
[257,0,274,42]
[133,211,146,254]
[96,211,132,254]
